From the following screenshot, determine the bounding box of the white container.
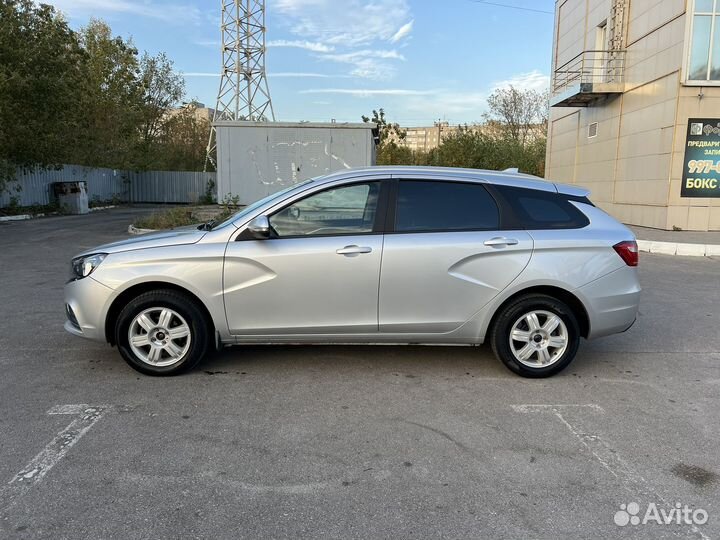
[215,121,377,205]
[52,181,89,214]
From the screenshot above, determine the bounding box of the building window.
[595,21,608,82]
[588,122,599,138]
[688,0,720,81]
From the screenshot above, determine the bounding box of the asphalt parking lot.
[0,207,718,539]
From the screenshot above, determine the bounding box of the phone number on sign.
[686,159,720,174]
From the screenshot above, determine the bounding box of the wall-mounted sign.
[681,118,720,197]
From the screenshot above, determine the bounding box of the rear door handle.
[484,237,519,247]
[336,245,372,255]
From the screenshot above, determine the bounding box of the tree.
[74,21,188,171]
[153,102,212,171]
[484,86,549,146]
[428,127,546,176]
[362,108,422,165]
[0,7,207,194]
[359,105,546,176]
[362,108,406,145]
[133,52,186,170]
[0,0,87,190]
[75,19,142,169]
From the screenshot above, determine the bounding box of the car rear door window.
[395,180,500,232]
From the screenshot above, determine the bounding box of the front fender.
[90,243,230,339]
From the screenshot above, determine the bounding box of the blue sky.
[48,0,555,126]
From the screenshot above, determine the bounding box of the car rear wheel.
[115,289,210,376]
[490,294,580,378]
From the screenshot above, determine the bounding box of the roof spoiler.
[555,182,591,198]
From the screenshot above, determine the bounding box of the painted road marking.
[0,404,109,519]
[513,404,709,540]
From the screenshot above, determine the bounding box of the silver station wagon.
[64,166,641,377]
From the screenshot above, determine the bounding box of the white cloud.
[194,39,221,48]
[401,91,489,119]
[492,70,551,93]
[269,0,411,79]
[322,50,405,62]
[181,72,351,79]
[385,72,552,124]
[48,0,203,24]
[300,88,436,97]
[390,20,414,43]
[182,72,220,77]
[269,72,350,78]
[320,49,405,79]
[267,40,334,53]
[198,39,335,53]
[270,0,411,46]
[291,70,552,125]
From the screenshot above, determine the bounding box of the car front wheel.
[490,294,580,378]
[115,289,210,376]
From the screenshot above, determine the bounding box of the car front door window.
[269,182,379,237]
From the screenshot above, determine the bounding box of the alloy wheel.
[128,307,192,367]
[508,309,568,368]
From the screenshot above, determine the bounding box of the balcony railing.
[551,49,626,107]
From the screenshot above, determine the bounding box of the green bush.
[199,178,216,205]
[134,207,198,229]
[133,204,238,230]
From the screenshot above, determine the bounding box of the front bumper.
[64,276,115,341]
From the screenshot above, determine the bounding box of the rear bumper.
[577,266,641,340]
[64,276,115,341]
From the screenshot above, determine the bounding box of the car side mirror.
[247,215,271,239]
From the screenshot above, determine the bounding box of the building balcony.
[551,50,626,107]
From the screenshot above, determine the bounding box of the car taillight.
[613,240,638,267]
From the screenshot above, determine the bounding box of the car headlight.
[70,253,107,280]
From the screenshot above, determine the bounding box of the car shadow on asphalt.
[196,343,594,380]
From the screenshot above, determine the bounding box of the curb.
[1,208,108,222]
[0,214,32,222]
[637,239,720,257]
[128,224,156,235]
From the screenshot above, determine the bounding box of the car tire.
[115,289,210,376]
[490,294,580,378]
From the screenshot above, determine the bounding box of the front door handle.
[484,237,519,247]
[336,245,372,255]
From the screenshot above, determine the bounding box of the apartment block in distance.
[547,0,720,231]
[393,122,459,153]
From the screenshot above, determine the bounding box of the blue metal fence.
[0,165,216,207]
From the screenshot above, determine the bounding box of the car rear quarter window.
[395,180,500,232]
[493,185,590,230]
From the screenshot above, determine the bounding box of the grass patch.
[0,201,60,217]
[134,207,199,229]
[89,194,122,208]
[133,205,238,230]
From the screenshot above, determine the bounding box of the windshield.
[211,180,314,230]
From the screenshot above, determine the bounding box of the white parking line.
[513,404,709,540]
[0,404,109,519]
